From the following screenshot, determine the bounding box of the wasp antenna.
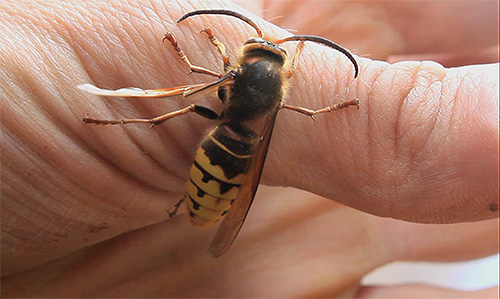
[177,9,263,38]
[276,35,359,78]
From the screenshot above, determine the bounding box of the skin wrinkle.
[110,116,190,187]
[2,171,52,243]
[376,64,414,190]
[365,61,387,206]
[289,39,356,148]
[82,98,189,190]
[349,60,371,183]
[451,69,498,215]
[27,60,95,170]
[390,64,447,204]
[1,0,497,285]
[296,48,323,106]
[76,9,125,80]
[378,65,415,215]
[89,64,194,186]
[103,6,143,72]
[136,4,167,61]
[4,142,70,222]
[5,65,180,237]
[103,11,142,78]
[3,176,74,259]
[64,5,193,188]
[143,11,217,175]
[394,61,423,166]
[318,59,363,190]
[70,1,271,193]
[113,8,151,64]
[128,102,192,178]
[446,70,465,136]
[79,112,159,184]
[7,131,138,230]
[126,5,168,67]
[3,103,111,218]
[413,71,446,164]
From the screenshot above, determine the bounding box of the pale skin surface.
[0,0,498,297]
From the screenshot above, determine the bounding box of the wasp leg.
[83,104,220,127]
[168,196,186,218]
[281,99,360,119]
[200,27,231,71]
[163,32,222,78]
[286,41,305,79]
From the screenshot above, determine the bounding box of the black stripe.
[189,196,232,218]
[190,179,207,198]
[199,123,258,180]
[194,161,241,195]
[189,196,201,210]
[201,140,250,180]
[190,177,238,199]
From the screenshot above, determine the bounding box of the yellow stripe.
[187,181,233,211]
[209,135,253,159]
[194,148,247,184]
[186,204,218,227]
[186,196,227,221]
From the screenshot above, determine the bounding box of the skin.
[1,0,498,297]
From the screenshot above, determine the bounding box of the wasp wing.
[77,71,234,99]
[207,105,280,258]
[77,83,205,98]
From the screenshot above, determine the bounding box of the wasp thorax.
[222,59,283,122]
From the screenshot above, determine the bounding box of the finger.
[264,1,499,61]
[267,54,499,223]
[356,285,498,299]
[1,188,495,297]
[247,189,497,273]
[240,0,499,227]
[0,189,390,297]
[0,0,308,275]
[1,0,359,275]
[0,0,219,275]
[375,218,498,263]
[250,192,498,297]
[1,0,498,278]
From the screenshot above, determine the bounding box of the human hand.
[1,0,498,297]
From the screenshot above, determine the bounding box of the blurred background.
[363,253,499,291]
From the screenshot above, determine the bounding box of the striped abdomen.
[186,122,258,226]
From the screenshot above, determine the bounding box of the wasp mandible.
[78,9,359,257]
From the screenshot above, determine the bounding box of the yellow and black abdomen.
[186,122,258,226]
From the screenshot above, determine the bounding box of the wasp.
[78,9,359,257]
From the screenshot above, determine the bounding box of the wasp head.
[241,38,287,66]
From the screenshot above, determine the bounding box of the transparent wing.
[77,71,234,99]
[207,105,280,258]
